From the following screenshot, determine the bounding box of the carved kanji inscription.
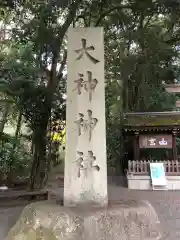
[73,151,100,178]
[74,38,100,64]
[74,71,98,101]
[75,110,98,141]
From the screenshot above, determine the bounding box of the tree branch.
[49,0,82,89]
[165,36,180,44]
[61,0,83,37]
[75,15,89,27]
[57,50,67,78]
[95,4,133,26]
[143,15,153,28]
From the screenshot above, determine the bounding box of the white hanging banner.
[150,162,166,186]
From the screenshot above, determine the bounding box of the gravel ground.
[0,206,23,240]
[108,185,180,240]
[1,184,180,240]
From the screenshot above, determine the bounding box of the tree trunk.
[29,87,53,189]
[14,111,22,142]
[28,0,82,190]
[7,111,23,186]
[0,101,10,133]
[29,127,47,190]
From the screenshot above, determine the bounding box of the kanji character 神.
[74,110,98,141]
[74,71,98,101]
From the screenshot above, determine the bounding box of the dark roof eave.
[124,111,180,117]
[124,126,180,132]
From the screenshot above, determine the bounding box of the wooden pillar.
[133,131,139,160]
[172,130,178,160]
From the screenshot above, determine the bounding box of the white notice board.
[150,162,166,187]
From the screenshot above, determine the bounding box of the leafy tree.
[102,0,180,172]
[1,0,180,185]
[0,0,83,189]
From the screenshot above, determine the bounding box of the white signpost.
[150,162,167,190]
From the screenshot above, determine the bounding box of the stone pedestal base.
[6,200,162,240]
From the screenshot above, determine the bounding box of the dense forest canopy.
[0,0,180,188]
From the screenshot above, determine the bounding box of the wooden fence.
[128,160,180,175]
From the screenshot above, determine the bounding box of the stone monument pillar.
[6,27,162,240]
[64,27,107,206]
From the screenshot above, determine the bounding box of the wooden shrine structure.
[124,111,180,190]
[124,111,180,161]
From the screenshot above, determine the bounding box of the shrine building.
[124,111,180,190]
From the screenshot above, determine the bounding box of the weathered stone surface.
[6,200,162,240]
[65,27,107,207]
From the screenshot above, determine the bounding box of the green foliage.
[104,0,180,112]
[144,86,176,112]
[105,80,124,174]
[103,0,180,170]
[1,0,180,183]
[0,134,32,183]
